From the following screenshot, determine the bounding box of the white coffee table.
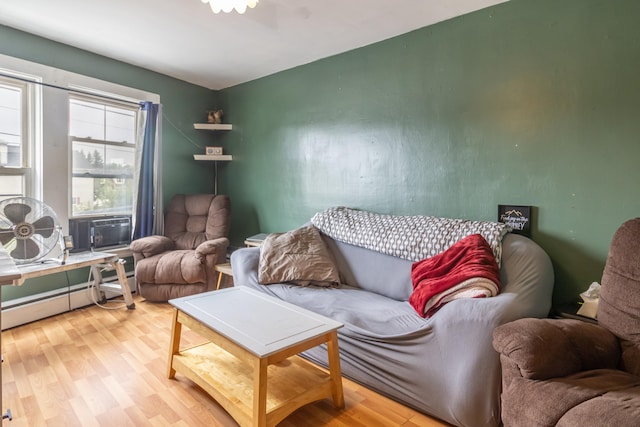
[167,287,345,427]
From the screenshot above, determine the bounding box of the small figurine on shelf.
[207,109,224,124]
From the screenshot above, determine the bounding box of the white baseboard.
[1,275,135,331]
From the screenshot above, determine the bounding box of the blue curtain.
[132,102,163,239]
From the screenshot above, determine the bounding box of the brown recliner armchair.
[130,194,230,302]
[493,218,640,427]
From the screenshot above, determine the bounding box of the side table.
[551,302,598,325]
[214,262,233,290]
[244,233,267,247]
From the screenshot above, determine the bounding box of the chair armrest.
[493,318,621,380]
[130,235,174,258]
[194,237,229,261]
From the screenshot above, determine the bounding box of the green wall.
[0,25,217,300]
[2,0,640,306]
[219,0,640,305]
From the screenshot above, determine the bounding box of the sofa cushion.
[246,282,427,336]
[557,385,640,427]
[322,236,413,301]
[409,234,500,318]
[164,194,230,250]
[258,225,340,287]
[502,369,640,427]
[135,249,206,285]
[494,318,620,380]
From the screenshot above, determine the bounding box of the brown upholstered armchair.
[130,194,230,302]
[493,218,640,426]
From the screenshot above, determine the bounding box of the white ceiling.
[0,0,508,90]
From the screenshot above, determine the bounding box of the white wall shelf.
[193,123,232,131]
[194,123,232,194]
[194,153,232,194]
[194,154,233,161]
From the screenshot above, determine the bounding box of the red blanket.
[409,233,501,318]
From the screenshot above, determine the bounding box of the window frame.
[68,94,138,218]
[0,72,39,200]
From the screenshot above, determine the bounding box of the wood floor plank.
[2,295,452,426]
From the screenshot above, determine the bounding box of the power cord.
[164,113,204,150]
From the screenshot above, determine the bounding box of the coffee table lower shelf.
[172,343,334,426]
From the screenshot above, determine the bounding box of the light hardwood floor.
[1,294,452,427]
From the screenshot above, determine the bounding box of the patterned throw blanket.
[311,206,510,266]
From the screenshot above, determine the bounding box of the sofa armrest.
[195,237,229,261]
[493,318,621,380]
[130,235,174,258]
[230,246,262,286]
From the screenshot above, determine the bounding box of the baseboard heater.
[1,272,135,331]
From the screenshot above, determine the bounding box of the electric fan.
[0,197,62,265]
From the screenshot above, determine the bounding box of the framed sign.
[498,205,532,236]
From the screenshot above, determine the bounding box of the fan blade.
[4,203,31,224]
[32,215,56,238]
[11,238,40,260]
[0,228,15,245]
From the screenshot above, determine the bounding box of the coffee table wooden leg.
[253,357,268,427]
[167,309,182,379]
[326,331,345,408]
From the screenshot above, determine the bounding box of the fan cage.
[0,197,63,265]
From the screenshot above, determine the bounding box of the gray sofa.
[230,211,554,427]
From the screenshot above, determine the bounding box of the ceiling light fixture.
[201,0,259,14]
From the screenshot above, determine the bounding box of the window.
[0,55,158,232]
[0,77,32,200]
[69,96,137,216]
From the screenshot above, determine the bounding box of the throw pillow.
[258,225,340,287]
